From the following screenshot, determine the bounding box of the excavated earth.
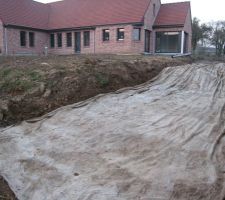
[1,62,225,200]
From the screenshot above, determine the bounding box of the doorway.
[145,30,150,53]
[75,32,81,53]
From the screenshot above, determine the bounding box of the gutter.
[4,27,8,55]
[153,24,184,29]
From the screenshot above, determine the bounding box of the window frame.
[29,32,35,47]
[50,33,55,48]
[117,28,125,41]
[66,32,72,47]
[83,31,90,47]
[57,33,62,48]
[133,28,141,41]
[20,31,26,47]
[155,31,182,53]
[103,29,110,41]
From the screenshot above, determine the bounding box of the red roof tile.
[48,0,151,30]
[0,0,49,29]
[154,2,190,27]
[0,0,190,30]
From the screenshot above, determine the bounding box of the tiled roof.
[0,0,151,30]
[0,0,190,30]
[48,0,151,30]
[0,0,49,30]
[154,2,191,27]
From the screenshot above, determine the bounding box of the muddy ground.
[0,55,190,127]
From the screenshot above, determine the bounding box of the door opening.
[75,32,81,53]
[145,30,150,53]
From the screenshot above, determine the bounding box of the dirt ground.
[0,176,17,200]
[0,55,190,127]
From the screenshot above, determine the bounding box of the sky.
[36,0,225,23]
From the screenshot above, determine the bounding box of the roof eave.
[153,24,184,29]
[4,24,48,32]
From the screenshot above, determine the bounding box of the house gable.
[154,2,191,28]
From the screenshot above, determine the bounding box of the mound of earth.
[1,63,225,200]
[0,55,190,126]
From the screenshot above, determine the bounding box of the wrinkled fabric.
[1,63,225,200]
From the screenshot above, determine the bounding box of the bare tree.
[210,21,225,56]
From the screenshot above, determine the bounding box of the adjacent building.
[0,0,192,55]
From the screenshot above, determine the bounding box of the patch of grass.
[0,68,43,93]
[95,73,109,88]
[27,71,43,81]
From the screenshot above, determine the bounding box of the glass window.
[29,32,35,47]
[66,32,72,47]
[117,28,125,40]
[133,28,141,41]
[57,33,62,48]
[155,32,181,53]
[20,31,26,47]
[103,29,110,41]
[84,31,90,47]
[50,33,55,48]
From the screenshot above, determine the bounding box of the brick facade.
[144,0,161,53]
[5,28,48,55]
[153,7,192,54]
[48,0,161,56]
[49,25,145,55]
[0,1,192,55]
[183,9,192,53]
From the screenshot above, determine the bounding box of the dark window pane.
[66,32,72,47]
[155,32,181,53]
[84,31,90,47]
[20,31,26,47]
[29,32,35,47]
[117,28,125,40]
[103,29,110,41]
[50,34,55,48]
[133,28,141,41]
[57,33,62,47]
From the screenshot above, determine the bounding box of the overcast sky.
[36,0,225,23]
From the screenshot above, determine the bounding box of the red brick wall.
[2,0,192,55]
[49,30,95,54]
[153,9,192,55]
[144,0,161,53]
[95,25,144,54]
[49,25,146,55]
[6,28,48,55]
[183,8,192,52]
[0,20,4,54]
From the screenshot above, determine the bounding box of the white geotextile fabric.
[1,63,225,200]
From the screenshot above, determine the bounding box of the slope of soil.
[0,176,17,200]
[0,55,190,127]
[1,63,225,200]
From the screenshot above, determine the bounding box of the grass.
[95,73,109,88]
[0,68,43,93]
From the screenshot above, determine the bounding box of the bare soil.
[0,176,17,200]
[0,54,191,127]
